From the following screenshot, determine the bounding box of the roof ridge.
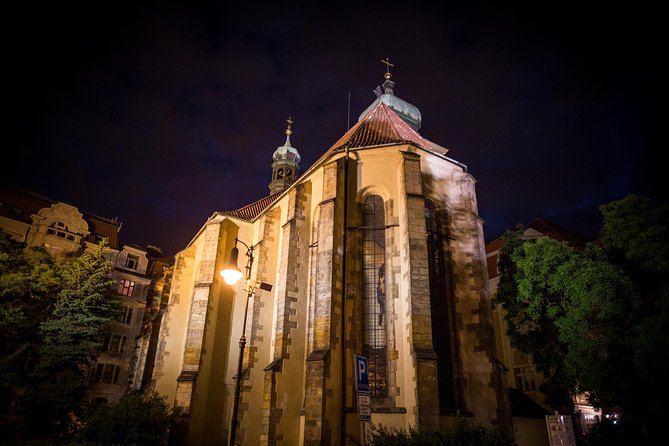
[218,101,451,222]
[324,100,447,158]
[219,192,282,221]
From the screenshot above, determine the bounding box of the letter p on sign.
[355,355,369,393]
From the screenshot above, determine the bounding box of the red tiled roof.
[218,101,450,222]
[330,100,448,154]
[219,192,281,221]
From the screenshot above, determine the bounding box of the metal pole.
[341,145,350,446]
[229,241,254,446]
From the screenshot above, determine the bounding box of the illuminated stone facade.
[152,78,509,445]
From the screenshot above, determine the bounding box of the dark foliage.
[75,391,175,446]
[366,417,516,446]
[495,195,669,439]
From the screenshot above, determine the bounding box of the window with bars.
[362,195,388,399]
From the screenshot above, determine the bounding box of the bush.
[367,417,516,446]
[580,417,657,446]
[74,391,174,446]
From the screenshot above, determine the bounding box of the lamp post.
[220,238,272,446]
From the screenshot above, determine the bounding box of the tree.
[0,231,61,434]
[0,231,121,441]
[495,195,668,441]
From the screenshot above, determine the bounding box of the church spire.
[381,57,396,95]
[269,117,301,195]
[361,58,422,130]
[284,116,293,146]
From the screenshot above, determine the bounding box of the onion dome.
[269,117,301,194]
[358,58,422,130]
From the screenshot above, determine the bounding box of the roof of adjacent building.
[524,217,589,247]
[0,185,122,249]
[508,387,552,418]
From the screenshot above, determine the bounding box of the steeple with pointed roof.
[358,58,422,130]
[268,117,301,195]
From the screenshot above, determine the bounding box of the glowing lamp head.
[220,246,243,285]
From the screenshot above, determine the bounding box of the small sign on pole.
[355,355,371,446]
[546,413,576,446]
[355,355,369,393]
[357,393,371,422]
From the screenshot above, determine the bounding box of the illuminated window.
[362,195,388,399]
[118,280,135,297]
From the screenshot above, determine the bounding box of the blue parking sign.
[355,355,369,393]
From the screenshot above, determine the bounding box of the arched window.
[425,199,459,411]
[362,195,388,399]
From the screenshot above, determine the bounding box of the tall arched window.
[425,199,459,411]
[362,195,388,399]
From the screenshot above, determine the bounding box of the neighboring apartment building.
[0,185,172,408]
[486,217,599,445]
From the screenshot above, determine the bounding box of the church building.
[151,66,509,445]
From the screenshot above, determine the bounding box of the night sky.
[3,1,665,257]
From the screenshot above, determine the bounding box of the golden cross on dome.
[381,57,394,79]
[286,117,293,135]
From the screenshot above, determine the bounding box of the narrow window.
[362,195,388,399]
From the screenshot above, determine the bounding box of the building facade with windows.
[486,218,599,445]
[0,186,170,408]
[86,244,154,405]
[151,72,510,445]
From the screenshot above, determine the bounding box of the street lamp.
[220,238,272,446]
